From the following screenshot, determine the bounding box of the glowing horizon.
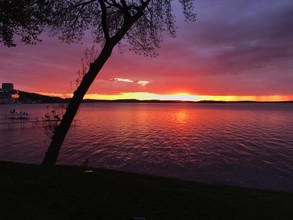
[1,1,293,100]
[39,92,293,102]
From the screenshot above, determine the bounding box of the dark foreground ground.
[0,161,293,220]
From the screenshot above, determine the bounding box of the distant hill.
[82,99,293,104]
[82,99,196,103]
[18,91,66,103]
[15,91,293,104]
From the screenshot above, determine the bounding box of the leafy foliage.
[50,0,195,57]
[1,0,195,56]
[0,0,52,46]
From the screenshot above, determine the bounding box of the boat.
[9,109,29,120]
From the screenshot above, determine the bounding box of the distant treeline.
[16,91,293,104]
[18,91,66,104]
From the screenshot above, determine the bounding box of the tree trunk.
[41,1,150,165]
[42,43,114,165]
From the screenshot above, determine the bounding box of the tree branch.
[70,0,98,9]
[98,0,110,41]
[110,0,151,45]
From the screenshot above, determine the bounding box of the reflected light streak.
[176,111,188,124]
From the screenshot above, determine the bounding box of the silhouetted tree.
[0,0,195,165]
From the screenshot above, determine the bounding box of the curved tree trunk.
[42,43,114,165]
[42,0,150,165]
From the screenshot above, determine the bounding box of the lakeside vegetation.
[1,161,293,220]
[17,91,66,103]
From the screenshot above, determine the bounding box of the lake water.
[1,102,293,192]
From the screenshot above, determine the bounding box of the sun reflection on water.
[175,111,188,124]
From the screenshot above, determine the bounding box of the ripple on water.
[1,103,293,191]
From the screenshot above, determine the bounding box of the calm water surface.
[1,102,293,191]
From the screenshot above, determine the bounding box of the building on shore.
[2,83,14,92]
[0,83,19,104]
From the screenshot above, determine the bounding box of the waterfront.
[1,102,293,191]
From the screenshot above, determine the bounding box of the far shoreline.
[1,90,293,104]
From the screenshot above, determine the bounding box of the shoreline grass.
[1,161,293,220]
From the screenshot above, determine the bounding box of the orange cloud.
[114,78,134,83]
[137,80,149,86]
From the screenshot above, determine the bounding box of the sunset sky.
[1,0,293,101]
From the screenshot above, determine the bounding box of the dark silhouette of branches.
[0,0,196,165]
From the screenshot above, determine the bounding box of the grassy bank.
[0,161,292,220]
